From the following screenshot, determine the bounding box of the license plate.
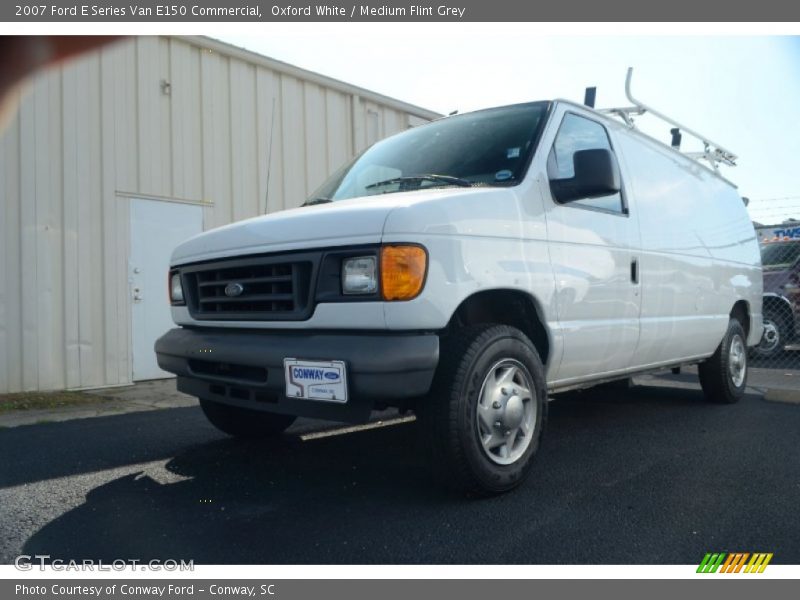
[284,359,348,403]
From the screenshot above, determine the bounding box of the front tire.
[199,398,296,438]
[698,319,748,404]
[419,324,547,495]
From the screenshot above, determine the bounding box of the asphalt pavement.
[1,375,798,565]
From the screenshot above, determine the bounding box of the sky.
[218,27,800,225]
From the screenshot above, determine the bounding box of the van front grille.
[180,253,317,321]
[188,359,268,384]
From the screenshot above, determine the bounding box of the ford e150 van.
[155,78,762,494]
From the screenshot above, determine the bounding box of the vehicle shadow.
[18,384,796,564]
[21,420,449,564]
[0,406,222,489]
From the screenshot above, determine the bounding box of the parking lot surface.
[0,373,798,565]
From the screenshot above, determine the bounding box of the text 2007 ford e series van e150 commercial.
[155,79,762,494]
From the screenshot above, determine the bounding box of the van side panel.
[613,130,762,364]
[381,186,563,373]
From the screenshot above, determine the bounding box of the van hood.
[171,187,513,265]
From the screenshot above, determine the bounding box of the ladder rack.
[599,68,737,172]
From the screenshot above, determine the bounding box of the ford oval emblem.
[224,282,245,297]
[324,371,339,380]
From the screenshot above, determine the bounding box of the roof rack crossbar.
[599,68,737,171]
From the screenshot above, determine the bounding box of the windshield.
[309,102,549,202]
[760,241,800,268]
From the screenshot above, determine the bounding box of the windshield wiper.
[365,174,473,190]
[301,197,333,206]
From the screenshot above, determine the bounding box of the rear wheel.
[199,398,296,438]
[698,319,748,404]
[418,324,547,495]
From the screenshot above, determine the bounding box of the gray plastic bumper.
[155,327,439,422]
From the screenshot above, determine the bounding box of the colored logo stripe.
[744,553,773,573]
[697,553,726,573]
[721,553,749,573]
[697,552,773,573]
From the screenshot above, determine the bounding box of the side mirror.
[550,148,621,203]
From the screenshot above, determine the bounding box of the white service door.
[130,198,203,381]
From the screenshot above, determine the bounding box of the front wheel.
[199,398,296,438]
[418,324,548,495]
[698,319,748,404]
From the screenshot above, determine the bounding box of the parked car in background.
[753,239,800,358]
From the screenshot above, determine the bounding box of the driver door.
[540,107,642,385]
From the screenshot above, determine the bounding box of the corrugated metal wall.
[0,36,438,393]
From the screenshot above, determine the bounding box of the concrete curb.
[0,380,197,428]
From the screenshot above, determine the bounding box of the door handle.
[630,258,639,284]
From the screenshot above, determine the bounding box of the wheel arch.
[445,288,552,368]
[762,293,794,324]
[730,299,751,338]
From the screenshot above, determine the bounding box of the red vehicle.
[754,239,800,357]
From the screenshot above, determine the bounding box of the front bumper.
[155,327,439,423]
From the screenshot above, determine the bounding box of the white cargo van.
[156,79,762,494]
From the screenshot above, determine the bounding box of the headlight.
[169,271,184,303]
[381,245,427,301]
[342,256,378,295]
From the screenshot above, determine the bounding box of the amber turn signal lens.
[381,245,427,301]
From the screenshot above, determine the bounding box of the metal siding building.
[0,35,439,393]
